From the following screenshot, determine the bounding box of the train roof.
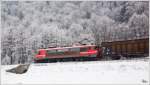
[38,45,96,51]
[102,38,149,44]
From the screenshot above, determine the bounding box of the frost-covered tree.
[128,13,149,39]
[90,15,115,45]
[1,1,149,65]
[2,29,16,64]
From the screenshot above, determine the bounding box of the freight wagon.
[101,38,149,59]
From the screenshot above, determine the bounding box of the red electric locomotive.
[34,45,100,63]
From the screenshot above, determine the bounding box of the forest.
[1,1,149,65]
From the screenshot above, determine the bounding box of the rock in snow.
[6,64,30,74]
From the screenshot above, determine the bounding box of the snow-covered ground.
[1,59,149,84]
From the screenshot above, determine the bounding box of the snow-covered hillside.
[1,59,149,84]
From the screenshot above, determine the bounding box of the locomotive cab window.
[90,46,96,50]
[38,51,41,55]
[80,47,87,52]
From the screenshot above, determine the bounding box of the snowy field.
[1,59,149,84]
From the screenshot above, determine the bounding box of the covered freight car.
[101,38,149,59]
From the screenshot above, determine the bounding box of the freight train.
[34,38,149,63]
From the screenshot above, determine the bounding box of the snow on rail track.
[1,59,149,84]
